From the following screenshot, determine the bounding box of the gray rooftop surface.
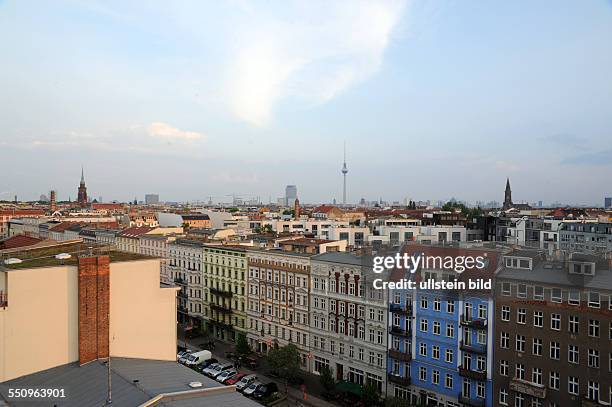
[0,358,261,407]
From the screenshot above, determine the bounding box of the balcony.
[460,341,486,355]
[388,349,412,362]
[387,373,411,387]
[458,394,485,407]
[177,305,188,314]
[389,303,413,316]
[510,378,547,399]
[177,290,188,299]
[0,291,7,308]
[210,303,232,314]
[458,366,487,381]
[210,287,233,298]
[460,315,487,329]
[174,277,186,285]
[390,325,411,337]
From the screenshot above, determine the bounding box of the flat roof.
[0,358,261,407]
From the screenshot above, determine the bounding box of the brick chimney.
[78,255,110,365]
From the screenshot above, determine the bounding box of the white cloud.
[148,122,203,140]
[225,0,408,126]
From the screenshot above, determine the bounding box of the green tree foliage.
[361,381,380,406]
[235,333,251,356]
[442,201,483,220]
[384,397,412,407]
[267,344,301,381]
[319,366,335,391]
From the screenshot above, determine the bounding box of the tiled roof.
[118,226,153,238]
[0,235,43,250]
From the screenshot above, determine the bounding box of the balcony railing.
[510,378,547,399]
[390,325,411,337]
[210,287,233,298]
[458,394,485,407]
[458,366,487,381]
[387,373,411,387]
[460,315,487,329]
[174,277,186,285]
[177,305,188,314]
[388,349,412,362]
[389,303,413,316]
[459,341,487,355]
[0,291,7,307]
[210,303,232,314]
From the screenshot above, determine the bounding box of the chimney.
[294,197,301,220]
[49,190,57,212]
[78,255,110,365]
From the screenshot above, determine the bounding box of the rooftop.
[0,358,260,407]
[1,242,153,270]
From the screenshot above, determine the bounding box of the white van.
[183,350,212,367]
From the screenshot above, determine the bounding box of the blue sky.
[1,0,611,205]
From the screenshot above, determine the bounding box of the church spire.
[503,177,513,210]
[80,165,85,185]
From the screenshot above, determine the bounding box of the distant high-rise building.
[77,166,88,208]
[341,142,348,205]
[145,194,160,205]
[285,185,297,207]
[605,197,612,209]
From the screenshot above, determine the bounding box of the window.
[534,286,544,300]
[517,308,526,324]
[420,319,428,332]
[432,370,440,385]
[568,345,579,364]
[551,288,562,303]
[515,394,524,407]
[550,341,560,360]
[499,388,508,406]
[589,320,600,337]
[419,366,426,381]
[569,290,580,305]
[501,306,510,321]
[533,338,542,356]
[518,284,527,298]
[501,282,511,296]
[587,381,599,402]
[549,371,559,390]
[432,345,440,360]
[501,332,509,349]
[446,323,454,338]
[445,374,453,389]
[500,360,509,376]
[532,368,542,385]
[515,363,525,380]
[433,321,441,335]
[434,297,441,311]
[447,300,455,313]
[533,311,543,328]
[516,335,525,352]
[588,292,600,308]
[445,349,454,364]
[569,315,579,334]
[551,313,561,331]
[421,296,428,309]
[420,343,427,357]
[588,349,599,368]
[568,376,579,395]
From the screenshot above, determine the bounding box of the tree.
[282,209,294,216]
[361,381,380,407]
[267,344,301,383]
[319,366,335,392]
[235,333,251,357]
[384,397,411,407]
[228,207,239,213]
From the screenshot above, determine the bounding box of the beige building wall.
[0,259,178,383]
[109,259,178,361]
[0,265,79,383]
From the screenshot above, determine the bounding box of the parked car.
[176,350,192,361]
[208,363,233,378]
[197,358,218,371]
[236,374,257,391]
[253,382,278,399]
[216,369,237,384]
[242,381,262,397]
[225,373,247,385]
[183,350,212,367]
[201,362,220,376]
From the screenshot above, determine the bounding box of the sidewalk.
[180,334,337,407]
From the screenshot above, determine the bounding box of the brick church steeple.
[77,166,88,208]
[503,178,513,210]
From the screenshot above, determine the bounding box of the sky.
[1,0,611,205]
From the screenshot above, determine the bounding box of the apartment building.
[167,240,204,327]
[494,250,612,407]
[559,222,612,253]
[201,244,247,342]
[393,244,498,407]
[140,234,178,284]
[0,209,45,237]
[369,225,467,247]
[310,252,388,392]
[246,249,313,371]
[116,226,153,253]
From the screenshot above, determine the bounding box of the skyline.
[1,1,612,204]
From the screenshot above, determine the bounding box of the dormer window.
[504,256,533,270]
[569,261,595,276]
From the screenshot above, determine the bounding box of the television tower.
[341,142,348,206]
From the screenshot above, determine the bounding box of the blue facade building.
[387,245,497,407]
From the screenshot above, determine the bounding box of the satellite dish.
[4,258,23,265]
[55,253,72,260]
